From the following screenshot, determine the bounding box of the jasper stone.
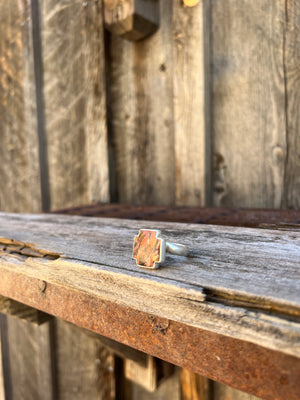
[133,230,161,268]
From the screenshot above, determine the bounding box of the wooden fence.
[0,0,299,399]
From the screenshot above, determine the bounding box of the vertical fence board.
[0,0,41,212]
[180,369,211,400]
[110,0,175,205]
[0,0,298,399]
[38,321,57,400]
[212,0,287,208]
[39,1,114,399]
[0,332,4,400]
[173,1,213,397]
[173,0,211,206]
[40,0,109,209]
[282,0,300,209]
[213,383,262,400]
[56,320,115,400]
[0,2,56,400]
[6,317,55,400]
[84,0,110,205]
[130,369,180,400]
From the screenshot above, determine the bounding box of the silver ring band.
[166,242,189,256]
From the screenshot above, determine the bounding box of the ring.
[132,229,189,269]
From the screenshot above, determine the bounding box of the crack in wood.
[0,237,60,260]
[203,288,300,319]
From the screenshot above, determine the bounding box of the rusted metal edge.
[52,203,300,228]
[0,267,299,400]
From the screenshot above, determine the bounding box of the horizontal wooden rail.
[0,212,299,400]
[54,203,300,228]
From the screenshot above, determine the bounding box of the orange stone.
[133,230,161,268]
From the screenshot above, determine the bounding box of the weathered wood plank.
[0,213,298,322]
[212,0,287,208]
[0,331,4,400]
[40,0,109,209]
[5,316,56,400]
[64,204,293,399]
[0,3,56,400]
[213,383,262,400]
[109,0,175,205]
[180,369,211,400]
[103,0,159,41]
[39,2,112,395]
[0,315,12,400]
[125,356,157,392]
[0,0,41,212]
[56,319,115,400]
[0,213,299,400]
[173,0,211,206]
[0,296,51,324]
[38,320,57,400]
[70,323,149,364]
[53,203,300,227]
[125,355,174,392]
[130,368,180,400]
[282,0,300,209]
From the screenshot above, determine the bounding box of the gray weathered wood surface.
[0,295,50,324]
[212,0,287,208]
[180,369,211,400]
[173,0,211,206]
[282,0,300,209]
[0,212,299,358]
[0,333,4,400]
[0,0,41,213]
[4,317,56,400]
[211,0,299,209]
[0,0,299,399]
[40,0,110,209]
[55,318,115,400]
[110,0,175,205]
[0,2,53,399]
[213,384,261,400]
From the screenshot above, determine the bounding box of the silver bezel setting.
[133,229,166,269]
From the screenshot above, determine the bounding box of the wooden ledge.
[0,212,299,400]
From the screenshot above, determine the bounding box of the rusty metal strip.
[53,203,300,228]
[0,266,299,400]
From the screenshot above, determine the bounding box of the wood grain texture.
[56,319,115,400]
[0,213,299,357]
[53,203,300,227]
[0,296,51,324]
[0,332,4,400]
[213,383,261,400]
[180,369,211,400]
[39,4,113,397]
[109,0,175,205]
[70,324,150,364]
[0,0,41,212]
[6,317,56,400]
[103,0,159,41]
[0,3,55,400]
[173,0,211,206]
[0,315,12,400]
[125,356,157,392]
[282,0,300,209]
[40,0,109,209]
[0,214,299,399]
[211,0,287,208]
[130,368,180,400]
[125,355,174,392]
